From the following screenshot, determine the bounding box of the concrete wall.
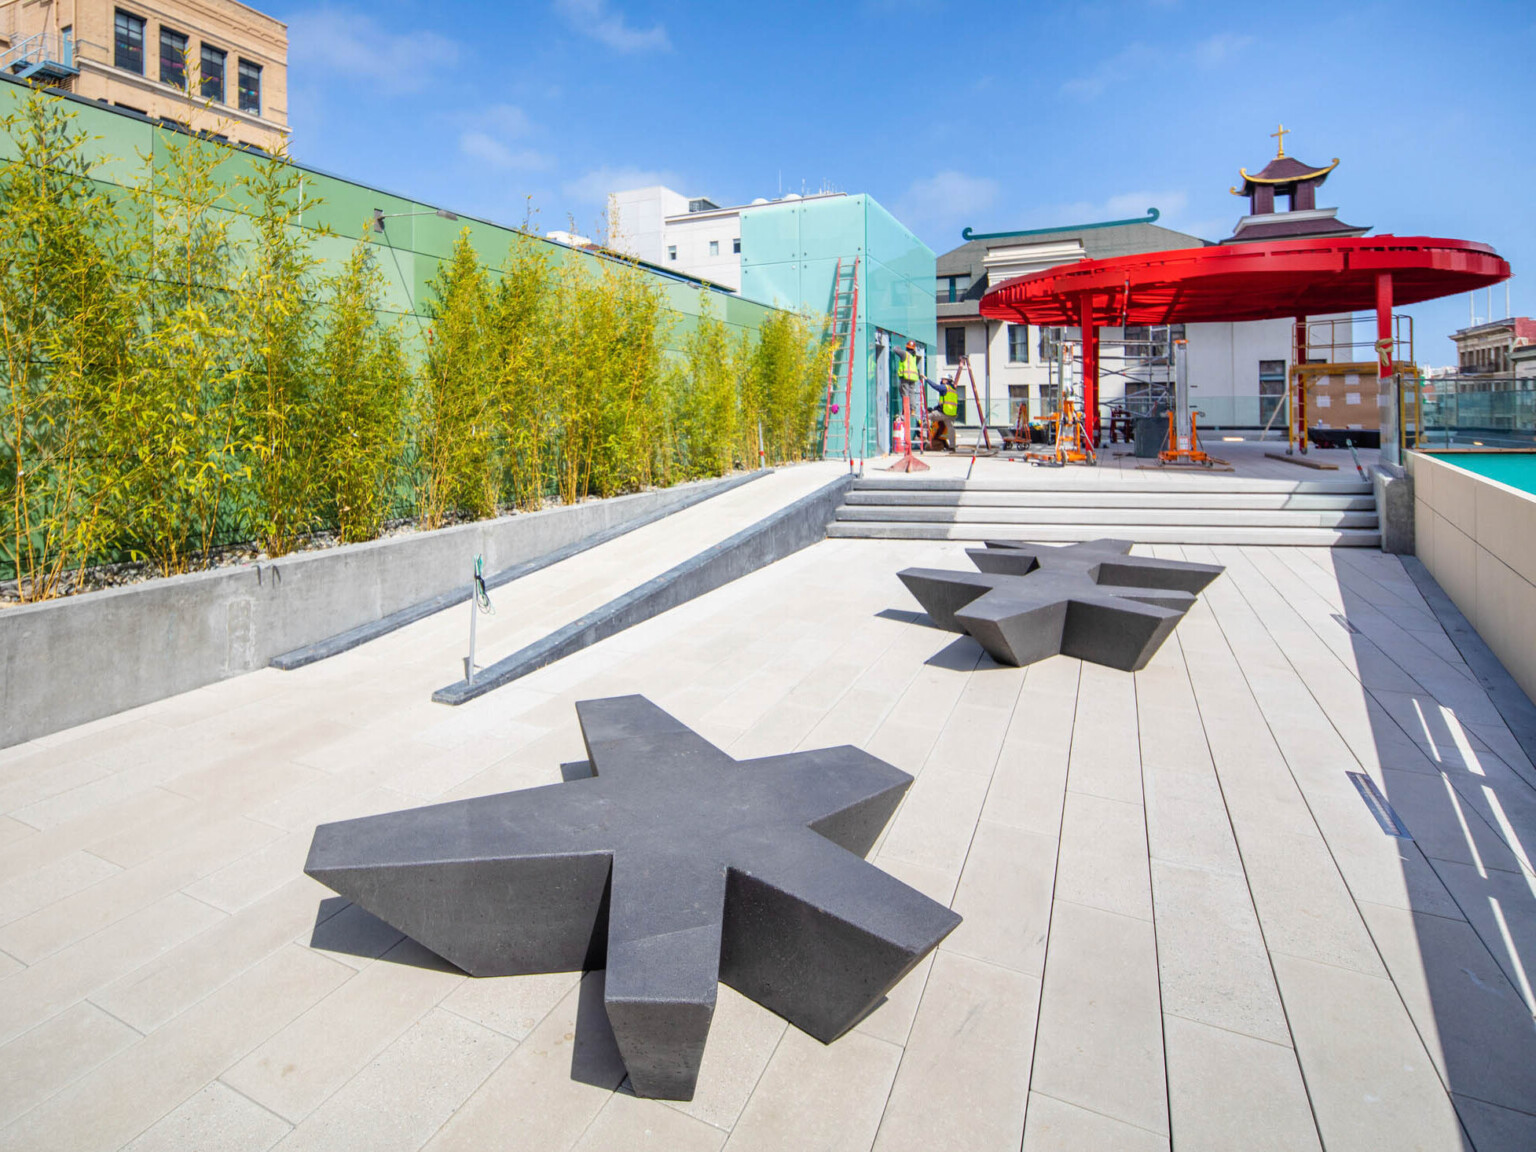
[609,185,689,268]
[0,476,744,748]
[1408,451,1536,701]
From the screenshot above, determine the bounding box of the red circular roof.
[978,235,1510,326]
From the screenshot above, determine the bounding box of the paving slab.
[269,1008,513,1152]
[4,527,1536,1149]
[1020,1093,1168,1152]
[1162,1016,1319,1152]
[1030,900,1168,1136]
[871,950,1036,1152]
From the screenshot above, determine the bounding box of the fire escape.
[1,30,80,87]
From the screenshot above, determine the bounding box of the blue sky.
[268,0,1536,364]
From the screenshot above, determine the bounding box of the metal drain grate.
[1348,772,1412,839]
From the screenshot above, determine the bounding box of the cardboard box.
[1307,368,1381,432]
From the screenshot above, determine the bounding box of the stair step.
[835,507,1377,529]
[844,491,1375,511]
[853,477,1373,495]
[826,522,1383,547]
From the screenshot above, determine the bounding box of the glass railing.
[1402,375,1536,449]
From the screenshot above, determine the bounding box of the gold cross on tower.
[1271,123,1289,158]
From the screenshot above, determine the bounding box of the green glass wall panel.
[865,198,933,289]
[739,193,934,457]
[799,195,865,264]
[739,201,801,269]
[739,259,805,314]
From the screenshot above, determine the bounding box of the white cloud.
[1060,44,1154,100]
[482,103,533,137]
[1061,33,1251,100]
[553,0,671,53]
[563,166,681,204]
[897,170,1000,233]
[1193,32,1255,67]
[459,132,553,171]
[457,104,552,171]
[287,7,460,95]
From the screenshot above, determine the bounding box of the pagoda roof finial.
[1270,123,1289,158]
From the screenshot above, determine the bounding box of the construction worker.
[927,375,959,451]
[897,341,920,395]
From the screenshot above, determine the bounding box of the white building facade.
[609,186,847,295]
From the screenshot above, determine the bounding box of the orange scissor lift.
[1158,338,1212,466]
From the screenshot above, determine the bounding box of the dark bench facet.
[898,538,1224,672]
[304,695,959,1100]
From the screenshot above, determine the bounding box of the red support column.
[1376,271,1394,381]
[1079,294,1099,444]
[1293,316,1307,454]
[1376,272,1395,459]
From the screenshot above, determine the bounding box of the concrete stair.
[827,475,1381,547]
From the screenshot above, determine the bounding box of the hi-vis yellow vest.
[942,386,958,417]
[897,353,918,384]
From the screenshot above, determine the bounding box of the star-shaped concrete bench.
[304,695,959,1100]
[897,538,1223,672]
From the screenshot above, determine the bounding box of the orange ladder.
[819,256,860,462]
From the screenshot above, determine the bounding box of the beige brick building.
[0,0,287,151]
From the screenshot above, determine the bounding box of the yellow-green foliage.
[0,87,832,599]
[750,309,833,463]
[416,230,495,527]
[491,235,554,511]
[553,254,670,502]
[0,91,134,599]
[237,142,325,556]
[107,128,245,576]
[670,293,744,479]
[313,238,408,543]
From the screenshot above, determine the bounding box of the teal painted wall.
[739,194,936,457]
[0,78,782,355]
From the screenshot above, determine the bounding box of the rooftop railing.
[1404,374,1536,449]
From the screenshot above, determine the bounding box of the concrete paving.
[2,470,1534,1150]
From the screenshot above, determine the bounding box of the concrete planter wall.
[0,475,747,748]
[1408,451,1536,702]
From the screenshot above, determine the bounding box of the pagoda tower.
[1223,125,1368,244]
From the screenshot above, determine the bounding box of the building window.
[944,327,965,365]
[1008,384,1029,424]
[1259,359,1287,426]
[160,28,187,89]
[666,245,677,261]
[936,274,972,304]
[1008,324,1029,363]
[708,240,719,257]
[201,45,226,103]
[114,10,145,74]
[237,59,261,115]
[732,238,741,254]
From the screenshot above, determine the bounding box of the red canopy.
[978,235,1509,327]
